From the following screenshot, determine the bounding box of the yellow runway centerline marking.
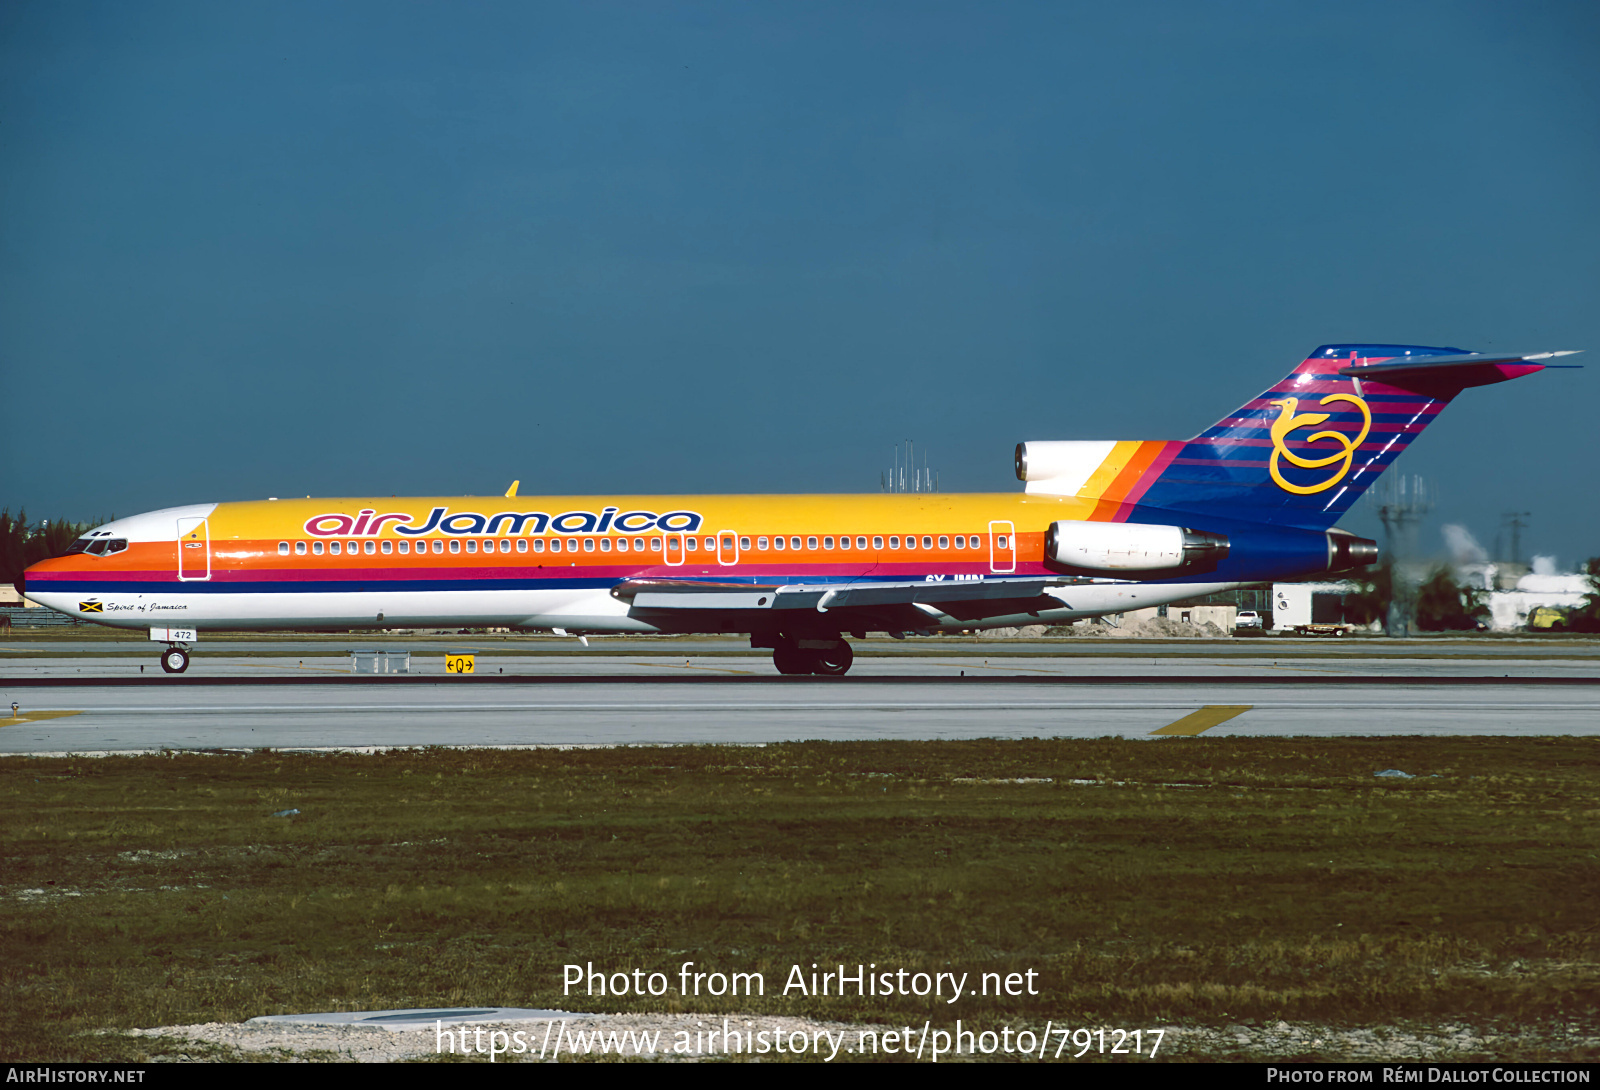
[6,710,86,724]
[1150,705,1252,736]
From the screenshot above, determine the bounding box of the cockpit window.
[63,536,127,557]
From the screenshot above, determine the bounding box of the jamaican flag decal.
[79,600,103,613]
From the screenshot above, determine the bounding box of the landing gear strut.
[160,646,190,674]
[771,636,853,676]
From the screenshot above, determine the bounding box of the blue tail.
[1132,344,1567,530]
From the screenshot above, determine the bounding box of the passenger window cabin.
[298,528,1005,564]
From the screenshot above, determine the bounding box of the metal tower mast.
[1368,474,1436,638]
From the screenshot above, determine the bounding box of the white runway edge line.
[30,700,1599,714]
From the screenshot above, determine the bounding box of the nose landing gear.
[150,628,197,675]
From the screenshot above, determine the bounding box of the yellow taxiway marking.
[1150,705,1253,736]
[6,710,85,724]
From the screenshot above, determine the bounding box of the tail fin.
[1021,344,1574,531]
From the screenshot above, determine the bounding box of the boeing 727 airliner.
[21,344,1578,674]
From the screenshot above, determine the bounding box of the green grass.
[3,738,1599,1061]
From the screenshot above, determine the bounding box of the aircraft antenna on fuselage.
[505,480,520,498]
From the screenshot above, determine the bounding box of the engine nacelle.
[1044,520,1230,573]
[1015,441,1120,495]
[1326,530,1379,573]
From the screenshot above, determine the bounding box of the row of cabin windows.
[276,533,1009,557]
[275,537,643,556]
[754,534,996,551]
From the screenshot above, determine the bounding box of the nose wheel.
[160,647,190,674]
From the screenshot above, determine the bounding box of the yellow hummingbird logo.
[1267,392,1372,495]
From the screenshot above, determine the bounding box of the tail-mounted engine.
[1042,519,1377,578]
[1326,529,1379,573]
[1044,520,1229,574]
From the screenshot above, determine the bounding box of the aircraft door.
[717,531,740,566]
[988,520,1015,574]
[177,517,211,581]
[663,533,685,567]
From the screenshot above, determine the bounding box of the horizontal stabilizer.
[1340,349,1581,389]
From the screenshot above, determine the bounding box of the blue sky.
[3,2,1596,565]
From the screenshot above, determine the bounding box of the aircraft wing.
[610,576,1075,623]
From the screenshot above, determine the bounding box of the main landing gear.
[160,646,190,674]
[770,635,854,676]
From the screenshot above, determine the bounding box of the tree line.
[1353,557,1600,632]
[1,510,102,591]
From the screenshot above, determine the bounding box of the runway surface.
[5,634,1599,678]
[3,637,1595,753]
[2,677,1596,753]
